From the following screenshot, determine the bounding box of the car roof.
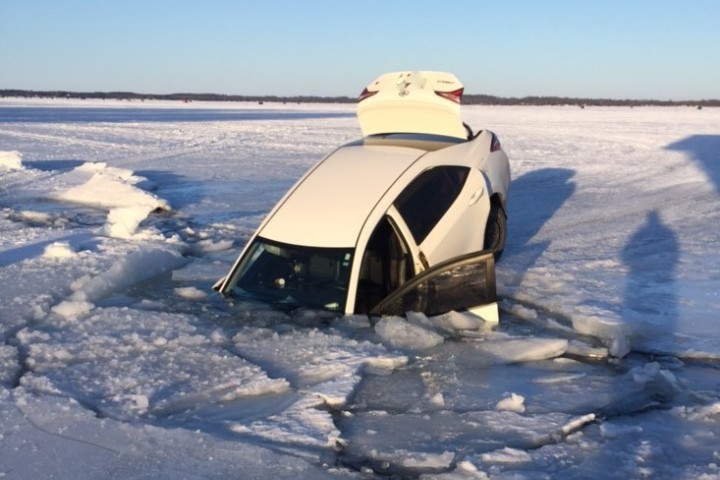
[259,144,425,248]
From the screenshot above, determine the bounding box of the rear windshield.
[346,132,467,152]
[228,237,353,312]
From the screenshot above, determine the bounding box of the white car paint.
[260,145,422,248]
[358,71,468,139]
[218,71,510,321]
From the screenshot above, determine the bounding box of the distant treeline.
[1,89,718,107]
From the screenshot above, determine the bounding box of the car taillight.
[490,132,502,152]
[435,87,464,104]
[358,88,377,102]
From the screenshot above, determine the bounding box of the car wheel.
[484,201,506,261]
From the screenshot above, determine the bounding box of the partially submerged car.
[215,71,510,322]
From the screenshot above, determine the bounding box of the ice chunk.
[14,210,55,225]
[52,163,170,238]
[104,205,158,238]
[561,413,596,435]
[229,395,342,450]
[571,305,631,358]
[375,317,444,351]
[419,461,488,480]
[70,247,186,303]
[482,334,568,363]
[565,339,609,360]
[600,421,644,439]
[425,310,491,334]
[51,300,94,319]
[232,325,402,405]
[55,169,168,211]
[684,401,720,422]
[0,345,20,385]
[398,450,455,470]
[174,286,208,300]
[0,150,23,170]
[480,447,532,464]
[495,393,526,413]
[42,241,76,259]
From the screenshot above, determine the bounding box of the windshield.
[227,237,353,312]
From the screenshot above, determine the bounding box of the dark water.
[0,106,353,123]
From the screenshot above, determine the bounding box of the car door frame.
[369,249,498,323]
[385,205,428,275]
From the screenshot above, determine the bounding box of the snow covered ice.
[1,98,719,478]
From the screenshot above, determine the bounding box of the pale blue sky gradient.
[1,0,718,100]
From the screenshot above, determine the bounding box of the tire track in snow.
[0,128,135,151]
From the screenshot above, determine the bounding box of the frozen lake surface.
[1,99,719,479]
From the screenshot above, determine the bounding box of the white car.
[216,71,510,322]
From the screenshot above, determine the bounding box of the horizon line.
[1,89,718,107]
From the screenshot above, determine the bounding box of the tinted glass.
[354,217,415,314]
[370,251,496,317]
[394,167,469,244]
[230,237,352,312]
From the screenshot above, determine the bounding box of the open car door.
[369,250,498,323]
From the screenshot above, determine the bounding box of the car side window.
[394,166,469,244]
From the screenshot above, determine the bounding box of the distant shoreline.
[1,89,717,108]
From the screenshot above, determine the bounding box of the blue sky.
[1,0,718,100]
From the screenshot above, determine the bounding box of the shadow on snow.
[621,210,679,343]
[666,134,720,195]
[501,167,576,272]
[22,159,86,173]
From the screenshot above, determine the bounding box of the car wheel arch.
[484,194,507,259]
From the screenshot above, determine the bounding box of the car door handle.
[468,186,485,205]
